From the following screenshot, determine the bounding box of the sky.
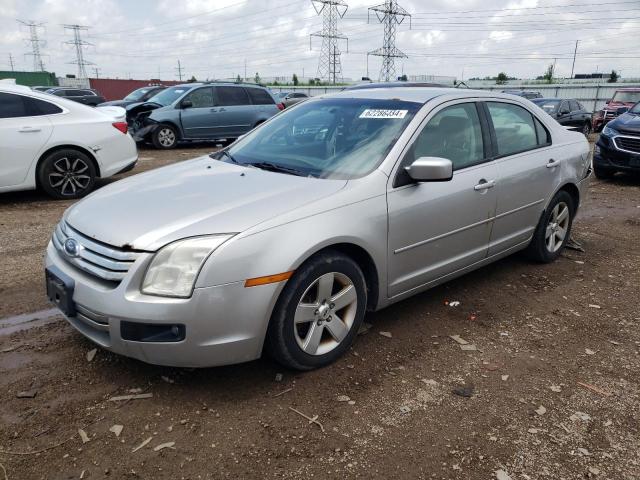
[0,0,639,82]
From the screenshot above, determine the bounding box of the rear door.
[246,87,278,119]
[387,101,498,298]
[0,93,54,188]
[483,101,559,256]
[179,87,217,138]
[212,86,254,137]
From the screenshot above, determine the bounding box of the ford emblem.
[63,238,81,258]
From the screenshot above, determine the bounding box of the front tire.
[526,190,575,263]
[582,121,592,137]
[265,251,367,371]
[37,149,97,199]
[152,124,178,149]
[593,164,615,180]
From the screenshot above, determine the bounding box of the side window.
[245,87,275,105]
[25,97,63,115]
[487,102,538,156]
[184,87,214,108]
[569,100,580,112]
[65,90,82,97]
[408,103,485,171]
[534,117,551,146]
[559,100,569,113]
[52,90,66,96]
[294,93,306,98]
[0,93,28,118]
[215,86,251,106]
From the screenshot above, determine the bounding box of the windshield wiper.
[246,162,307,177]
[211,149,238,163]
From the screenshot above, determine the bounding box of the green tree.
[309,78,315,86]
[254,72,261,84]
[496,72,508,85]
[187,75,197,83]
[292,73,299,86]
[543,64,554,84]
[608,69,619,83]
[236,74,241,83]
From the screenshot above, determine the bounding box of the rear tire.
[526,190,575,263]
[152,124,178,149]
[37,149,97,200]
[265,251,367,371]
[582,121,592,137]
[593,164,615,180]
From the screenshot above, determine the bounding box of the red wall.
[89,78,184,101]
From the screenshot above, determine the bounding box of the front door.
[387,101,498,298]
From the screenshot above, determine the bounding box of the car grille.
[52,221,142,283]
[614,135,640,154]
[603,110,618,120]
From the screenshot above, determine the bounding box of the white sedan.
[0,83,138,199]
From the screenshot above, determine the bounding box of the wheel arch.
[556,182,580,211]
[36,144,101,187]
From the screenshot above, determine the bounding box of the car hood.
[98,100,131,107]
[610,112,640,134]
[64,156,347,251]
[603,100,636,110]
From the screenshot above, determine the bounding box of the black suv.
[45,87,105,106]
[593,102,640,179]
[532,98,592,136]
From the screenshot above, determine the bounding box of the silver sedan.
[45,87,591,370]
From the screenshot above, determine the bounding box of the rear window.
[0,93,62,118]
[245,87,275,105]
[27,97,63,115]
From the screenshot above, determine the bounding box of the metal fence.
[270,83,640,113]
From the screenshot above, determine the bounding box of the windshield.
[532,99,560,114]
[223,98,420,180]
[630,102,640,114]
[124,87,155,101]
[612,91,640,103]
[146,86,189,106]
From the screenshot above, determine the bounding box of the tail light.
[112,122,128,134]
[277,103,285,111]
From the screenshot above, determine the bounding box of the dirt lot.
[1,141,639,480]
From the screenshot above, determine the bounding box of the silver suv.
[129,82,282,148]
[46,88,591,370]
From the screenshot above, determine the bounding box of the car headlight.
[602,124,618,137]
[142,235,233,298]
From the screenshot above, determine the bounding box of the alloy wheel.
[545,201,570,252]
[158,128,176,147]
[293,271,358,356]
[582,123,591,137]
[48,157,91,196]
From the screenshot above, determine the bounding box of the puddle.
[0,308,62,336]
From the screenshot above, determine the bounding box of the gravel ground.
[0,140,639,479]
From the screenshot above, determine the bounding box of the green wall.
[0,71,58,87]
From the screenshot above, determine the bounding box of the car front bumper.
[45,241,280,368]
[594,136,640,172]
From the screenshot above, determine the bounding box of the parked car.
[45,87,590,370]
[593,101,640,179]
[276,91,309,108]
[531,98,592,136]
[592,88,640,132]
[97,85,167,108]
[502,90,543,100]
[346,81,446,90]
[128,82,283,149]
[44,87,106,106]
[0,83,137,199]
[31,86,54,92]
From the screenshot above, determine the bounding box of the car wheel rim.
[293,271,358,356]
[48,157,91,196]
[583,123,591,136]
[545,201,570,253]
[158,128,175,146]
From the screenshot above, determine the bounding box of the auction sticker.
[359,109,408,119]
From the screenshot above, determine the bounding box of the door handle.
[546,159,559,168]
[474,179,495,191]
[19,127,41,133]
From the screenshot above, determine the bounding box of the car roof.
[532,98,563,101]
[0,83,34,93]
[346,81,447,90]
[328,86,526,104]
[172,82,268,89]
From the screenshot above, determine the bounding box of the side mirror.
[181,100,193,109]
[616,106,629,115]
[405,157,453,182]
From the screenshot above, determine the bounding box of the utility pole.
[176,60,183,81]
[310,0,348,85]
[368,0,411,82]
[244,59,247,81]
[63,24,94,79]
[570,40,579,80]
[92,67,101,78]
[17,20,47,71]
[9,53,15,71]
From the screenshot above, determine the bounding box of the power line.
[368,0,411,82]
[63,24,94,79]
[310,0,349,84]
[17,20,46,72]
